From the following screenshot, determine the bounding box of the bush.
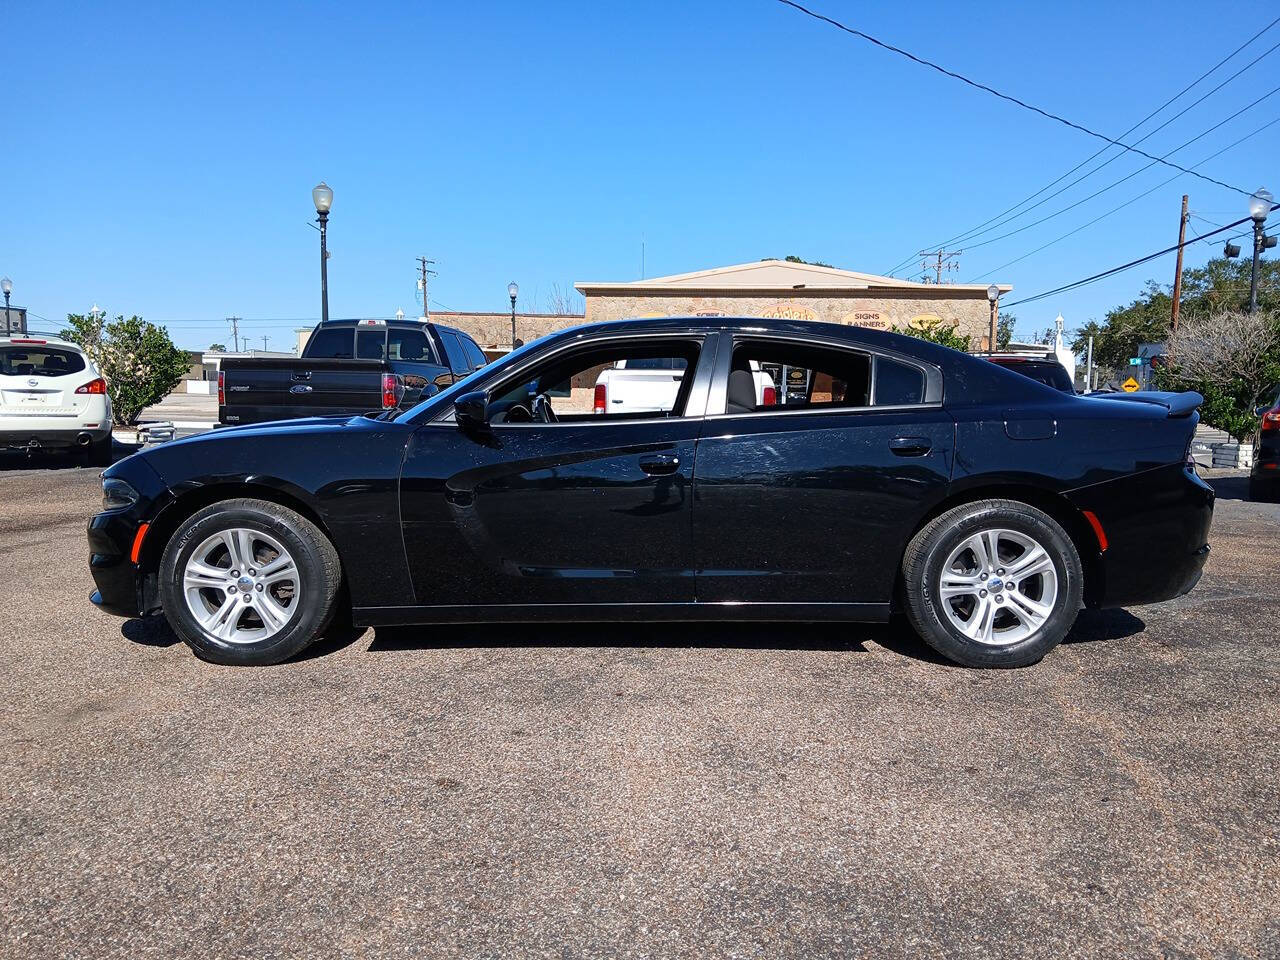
[61,313,191,426]
[903,319,973,352]
[1158,309,1280,442]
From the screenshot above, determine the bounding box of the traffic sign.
[1128,357,1143,366]
[1122,377,1140,393]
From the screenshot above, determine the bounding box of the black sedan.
[88,316,1214,668]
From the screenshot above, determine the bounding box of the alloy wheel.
[181,528,301,645]
[937,527,1058,646]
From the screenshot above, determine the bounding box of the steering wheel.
[531,393,558,423]
[503,403,532,423]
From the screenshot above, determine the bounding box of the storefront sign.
[841,310,891,330]
[760,303,818,322]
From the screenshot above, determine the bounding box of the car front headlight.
[102,477,139,512]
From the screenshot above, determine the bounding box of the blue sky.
[4,0,1279,350]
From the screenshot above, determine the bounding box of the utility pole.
[261,335,271,351]
[227,317,242,353]
[1170,195,1189,341]
[416,257,436,319]
[918,249,962,284]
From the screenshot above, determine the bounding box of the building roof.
[576,259,1011,296]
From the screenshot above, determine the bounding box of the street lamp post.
[312,182,334,323]
[1,277,11,336]
[508,281,519,350]
[986,284,1000,353]
[1248,187,1272,314]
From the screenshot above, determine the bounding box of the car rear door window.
[305,328,354,359]
[727,341,871,412]
[874,356,926,406]
[0,346,86,377]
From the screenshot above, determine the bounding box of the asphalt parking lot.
[1,457,1277,959]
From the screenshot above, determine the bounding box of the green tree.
[997,312,1015,350]
[1069,256,1280,369]
[207,342,226,352]
[61,313,191,425]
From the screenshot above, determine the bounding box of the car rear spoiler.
[1086,390,1203,418]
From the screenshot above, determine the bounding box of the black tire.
[902,499,1083,668]
[158,498,341,666]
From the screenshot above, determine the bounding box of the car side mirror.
[454,390,490,430]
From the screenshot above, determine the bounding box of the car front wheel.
[902,499,1083,668]
[158,498,341,666]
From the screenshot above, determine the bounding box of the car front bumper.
[86,455,171,619]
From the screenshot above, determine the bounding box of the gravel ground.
[0,460,1277,959]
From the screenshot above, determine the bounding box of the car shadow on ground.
[119,605,1147,667]
[1205,475,1251,501]
[0,439,137,471]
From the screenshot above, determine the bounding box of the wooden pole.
[1170,194,1189,339]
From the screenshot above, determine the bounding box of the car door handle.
[889,436,932,456]
[639,454,681,475]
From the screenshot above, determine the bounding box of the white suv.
[0,335,113,463]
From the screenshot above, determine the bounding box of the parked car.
[984,353,1076,393]
[218,318,487,426]
[1250,388,1280,501]
[593,357,774,414]
[1,333,112,463]
[88,316,1213,669]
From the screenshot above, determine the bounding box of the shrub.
[61,313,191,426]
[1157,309,1280,442]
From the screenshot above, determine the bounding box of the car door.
[398,333,717,608]
[692,333,954,606]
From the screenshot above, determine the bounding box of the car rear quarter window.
[874,356,925,406]
[438,331,470,375]
[460,337,487,370]
[304,327,354,359]
[0,346,87,378]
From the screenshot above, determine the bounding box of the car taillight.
[594,383,607,414]
[217,370,225,406]
[75,377,107,395]
[382,373,402,409]
[1263,408,1280,432]
[762,385,777,406]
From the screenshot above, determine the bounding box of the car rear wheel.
[159,498,341,666]
[902,499,1083,668]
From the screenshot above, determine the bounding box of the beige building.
[294,260,1010,357]
[576,260,1010,349]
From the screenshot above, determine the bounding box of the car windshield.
[0,345,87,378]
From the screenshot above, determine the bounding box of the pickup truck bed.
[220,357,398,425]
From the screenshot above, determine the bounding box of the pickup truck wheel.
[159,498,341,666]
[901,499,1083,668]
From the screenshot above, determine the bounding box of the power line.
[969,116,1280,282]
[934,39,1280,252]
[958,87,1280,257]
[777,0,1254,198]
[878,13,1280,276]
[1001,205,1276,309]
